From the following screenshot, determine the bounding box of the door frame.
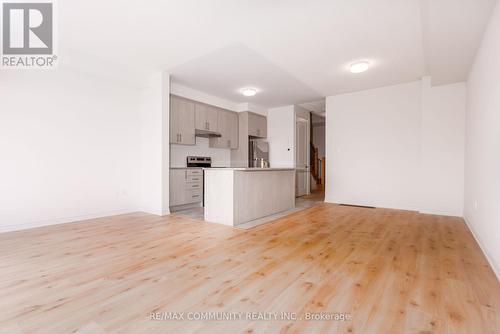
[295,115,310,197]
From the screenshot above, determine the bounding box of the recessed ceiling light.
[350,61,370,74]
[241,88,257,97]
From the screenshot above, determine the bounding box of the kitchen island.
[204,168,295,226]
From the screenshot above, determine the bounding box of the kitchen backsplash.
[170,137,231,168]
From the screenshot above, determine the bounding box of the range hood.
[195,129,222,138]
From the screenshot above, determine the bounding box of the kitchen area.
[169,92,303,228]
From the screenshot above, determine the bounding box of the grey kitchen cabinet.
[169,169,203,207]
[228,112,238,149]
[170,95,195,145]
[247,112,267,138]
[210,109,239,149]
[169,169,185,206]
[230,111,267,167]
[195,103,218,132]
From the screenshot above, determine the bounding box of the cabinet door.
[169,169,187,206]
[228,112,239,149]
[195,103,218,131]
[195,103,208,130]
[170,96,181,143]
[206,106,219,131]
[178,101,195,145]
[219,110,230,148]
[247,112,258,137]
[257,115,267,138]
[171,96,195,145]
[210,109,229,148]
[247,112,267,138]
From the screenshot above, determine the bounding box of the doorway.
[295,117,310,197]
[310,113,326,194]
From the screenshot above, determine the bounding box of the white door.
[295,119,309,197]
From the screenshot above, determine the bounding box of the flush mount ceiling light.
[350,61,370,74]
[241,88,257,97]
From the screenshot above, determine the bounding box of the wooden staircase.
[310,144,325,186]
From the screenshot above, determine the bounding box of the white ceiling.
[60,0,497,107]
[169,45,322,107]
[421,0,497,85]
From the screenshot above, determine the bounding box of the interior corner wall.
[140,72,170,216]
[325,79,465,215]
[463,1,500,278]
[161,72,170,215]
[420,78,465,216]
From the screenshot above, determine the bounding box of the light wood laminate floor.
[0,204,498,333]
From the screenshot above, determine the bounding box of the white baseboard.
[463,215,500,281]
[0,209,139,234]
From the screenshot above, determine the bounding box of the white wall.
[170,138,231,168]
[267,105,295,168]
[326,82,422,210]
[420,78,465,216]
[326,79,465,214]
[139,72,170,216]
[0,69,142,232]
[464,1,500,278]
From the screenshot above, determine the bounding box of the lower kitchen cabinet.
[169,169,203,208]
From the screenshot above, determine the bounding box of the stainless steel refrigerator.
[248,139,269,168]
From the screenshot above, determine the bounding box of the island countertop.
[204,168,295,226]
[204,167,295,171]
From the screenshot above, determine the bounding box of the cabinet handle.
[192,195,199,198]
[192,178,199,181]
[185,170,187,179]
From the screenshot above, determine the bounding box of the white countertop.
[204,167,295,171]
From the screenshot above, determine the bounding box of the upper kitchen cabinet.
[195,103,218,132]
[210,109,239,149]
[170,95,195,145]
[230,111,267,167]
[247,112,267,138]
[227,112,239,149]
